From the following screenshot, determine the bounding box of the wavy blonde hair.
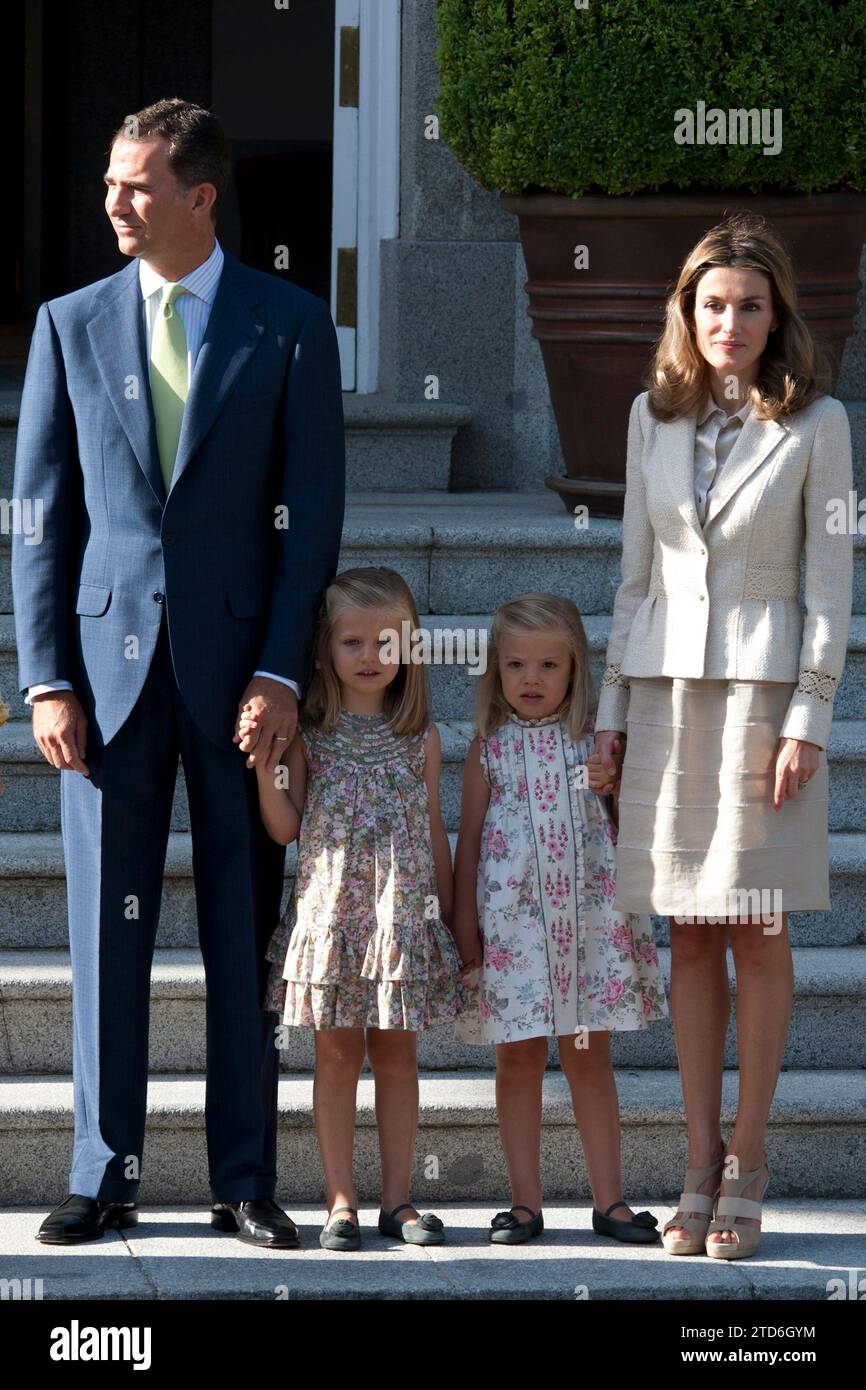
[300,566,431,736]
[647,211,833,423]
[474,594,596,742]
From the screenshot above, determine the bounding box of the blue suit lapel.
[169,252,267,496]
[87,252,268,507]
[87,261,166,506]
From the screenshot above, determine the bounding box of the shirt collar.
[138,238,224,304]
[698,390,752,427]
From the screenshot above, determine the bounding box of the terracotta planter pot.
[502,191,866,518]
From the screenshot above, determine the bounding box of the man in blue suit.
[12,99,345,1245]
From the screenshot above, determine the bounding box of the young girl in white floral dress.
[452,594,668,1244]
[239,567,465,1251]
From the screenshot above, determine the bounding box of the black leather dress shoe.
[211,1199,300,1248]
[36,1195,139,1245]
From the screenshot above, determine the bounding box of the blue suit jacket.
[12,250,346,750]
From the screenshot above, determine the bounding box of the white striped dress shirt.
[25,240,301,704]
[139,237,224,379]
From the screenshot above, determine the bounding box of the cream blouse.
[693,392,752,525]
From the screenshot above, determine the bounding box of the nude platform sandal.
[661,1149,726,1256]
[705,1160,770,1260]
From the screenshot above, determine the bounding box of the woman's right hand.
[589,731,626,796]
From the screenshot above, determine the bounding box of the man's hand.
[233,677,298,773]
[31,692,90,776]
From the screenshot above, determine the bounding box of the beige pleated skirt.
[612,677,830,917]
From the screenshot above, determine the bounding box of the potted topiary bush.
[436,0,866,515]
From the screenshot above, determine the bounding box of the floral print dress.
[264,707,464,1031]
[455,710,668,1045]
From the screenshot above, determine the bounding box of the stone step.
[4,492,866,617]
[1,1201,862,1301]
[845,397,866,494]
[0,829,864,950]
[1,1069,863,1203]
[1,946,863,1075]
[0,394,472,499]
[3,612,864,727]
[340,394,471,489]
[1,714,864,835]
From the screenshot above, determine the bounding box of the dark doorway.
[212,0,335,303]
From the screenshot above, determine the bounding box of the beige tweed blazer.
[594,390,854,749]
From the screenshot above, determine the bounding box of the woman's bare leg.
[708,911,791,1245]
[663,919,730,1241]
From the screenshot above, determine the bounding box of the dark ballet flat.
[592,1200,660,1243]
[489,1205,544,1244]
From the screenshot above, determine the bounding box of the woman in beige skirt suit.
[589,212,854,1259]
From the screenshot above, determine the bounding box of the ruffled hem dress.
[263,707,465,1031]
[455,709,668,1045]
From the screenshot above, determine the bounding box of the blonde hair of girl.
[474,593,596,742]
[648,210,833,424]
[301,566,431,736]
[0,692,9,726]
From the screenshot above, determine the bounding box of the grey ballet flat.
[319,1205,361,1251]
[378,1203,445,1245]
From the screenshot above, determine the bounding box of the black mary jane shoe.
[320,1205,361,1251]
[36,1195,139,1245]
[489,1205,544,1244]
[211,1198,300,1249]
[378,1203,445,1245]
[592,1200,660,1244]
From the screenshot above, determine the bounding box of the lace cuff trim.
[601,661,630,691]
[795,668,838,703]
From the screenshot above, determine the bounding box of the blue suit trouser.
[60,611,285,1202]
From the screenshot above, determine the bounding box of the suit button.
[699,595,706,601]
[153,591,165,604]
[700,548,706,555]
[163,533,175,547]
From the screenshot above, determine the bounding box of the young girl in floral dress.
[239,566,465,1251]
[452,594,668,1244]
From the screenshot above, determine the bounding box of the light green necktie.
[150,283,190,493]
